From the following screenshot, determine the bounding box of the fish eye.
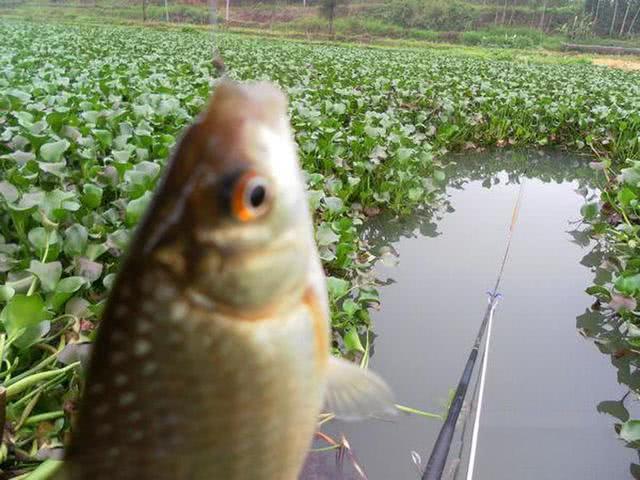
[231,172,271,222]
[248,181,266,209]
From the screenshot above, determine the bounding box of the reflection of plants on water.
[361,148,596,264]
[563,171,640,476]
[303,431,368,480]
[446,148,596,188]
[574,233,640,477]
[574,154,640,475]
[576,307,640,477]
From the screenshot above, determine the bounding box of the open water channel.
[302,149,640,480]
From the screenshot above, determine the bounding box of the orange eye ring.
[231,171,271,222]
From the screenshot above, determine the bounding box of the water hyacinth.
[1,18,640,475]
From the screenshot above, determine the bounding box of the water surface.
[303,150,638,479]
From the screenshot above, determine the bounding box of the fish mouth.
[184,285,301,322]
[195,223,302,260]
[194,222,274,252]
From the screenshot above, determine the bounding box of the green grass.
[1,18,640,475]
[461,26,565,50]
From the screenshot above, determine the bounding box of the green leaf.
[621,164,640,186]
[433,170,446,183]
[81,184,103,209]
[597,400,629,422]
[323,196,344,213]
[580,202,599,221]
[620,420,640,444]
[396,148,412,161]
[48,277,86,311]
[617,187,637,207]
[125,191,152,226]
[46,111,67,131]
[358,289,380,305]
[64,224,88,257]
[28,261,62,293]
[3,150,35,165]
[0,294,50,340]
[327,277,349,300]
[0,95,10,111]
[13,320,50,350]
[364,125,380,138]
[615,274,640,295]
[93,129,113,148]
[342,298,359,316]
[316,223,340,246]
[39,139,70,163]
[112,149,131,163]
[0,286,15,302]
[0,181,19,203]
[28,228,58,257]
[56,276,86,292]
[343,327,365,353]
[408,187,423,201]
[38,161,67,178]
[86,242,108,261]
[103,273,116,290]
[585,285,612,301]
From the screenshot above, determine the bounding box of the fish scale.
[68,267,325,479]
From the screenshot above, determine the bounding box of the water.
[302,150,639,479]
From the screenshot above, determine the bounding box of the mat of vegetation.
[1,19,640,476]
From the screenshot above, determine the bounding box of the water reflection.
[302,149,636,480]
[574,237,640,478]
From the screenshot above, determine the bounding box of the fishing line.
[421,178,525,480]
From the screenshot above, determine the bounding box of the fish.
[58,80,395,480]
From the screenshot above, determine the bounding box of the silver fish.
[59,80,394,480]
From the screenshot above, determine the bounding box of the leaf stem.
[6,362,79,398]
[395,404,442,419]
[23,410,65,426]
[26,230,51,297]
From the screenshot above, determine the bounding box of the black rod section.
[422,294,499,480]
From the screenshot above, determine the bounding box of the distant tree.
[593,0,602,31]
[319,0,346,34]
[142,0,147,22]
[620,0,632,34]
[539,0,548,30]
[500,0,508,24]
[609,0,619,35]
[627,0,640,34]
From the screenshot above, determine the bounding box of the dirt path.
[593,57,640,71]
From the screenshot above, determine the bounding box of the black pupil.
[249,184,266,209]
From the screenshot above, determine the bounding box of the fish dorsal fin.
[325,357,396,421]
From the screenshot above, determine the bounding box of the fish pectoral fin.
[324,357,396,421]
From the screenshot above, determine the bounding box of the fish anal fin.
[325,357,396,421]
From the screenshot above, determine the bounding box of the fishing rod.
[422,179,525,480]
